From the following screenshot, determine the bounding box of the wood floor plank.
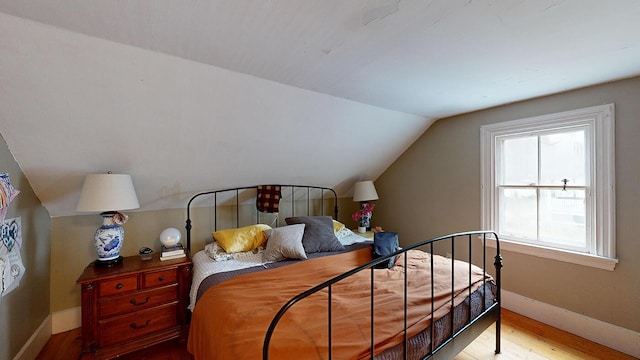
[35,327,82,360]
[37,309,634,360]
[454,310,636,360]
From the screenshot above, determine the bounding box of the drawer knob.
[130,320,151,329]
[158,276,164,282]
[130,296,150,306]
[116,283,124,290]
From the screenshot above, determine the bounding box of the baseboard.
[502,290,640,358]
[13,315,51,360]
[51,306,81,334]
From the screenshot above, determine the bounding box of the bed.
[184,185,502,359]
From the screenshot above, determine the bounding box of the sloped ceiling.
[1,0,640,217]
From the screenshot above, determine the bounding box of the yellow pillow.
[212,224,272,253]
[332,219,346,233]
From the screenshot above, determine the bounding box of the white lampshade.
[353,180,379,202]
[77,173,140,212]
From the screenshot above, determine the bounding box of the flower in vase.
[112,211,129,225]
[351,203,375,227]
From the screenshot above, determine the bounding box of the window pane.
[501,137,538,185]
[482,104,615,260]
[539,189,586,249]
[540,130,586,186]
[500,188,537,239]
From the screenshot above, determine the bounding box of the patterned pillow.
[204,242,235,261]
[204,241,265,262]
[335,226,354,240]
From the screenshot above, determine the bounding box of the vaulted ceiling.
[1,0,640,217]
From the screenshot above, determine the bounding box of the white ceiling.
[1,0,640,217]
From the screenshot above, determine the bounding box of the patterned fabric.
[203,241,264,262]
[256,185,281,213]
[203,242,235,262]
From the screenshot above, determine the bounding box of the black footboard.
[263,230,502,360]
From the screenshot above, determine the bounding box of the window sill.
[486,238,618,271]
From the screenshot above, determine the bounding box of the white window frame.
[481,104,617,271]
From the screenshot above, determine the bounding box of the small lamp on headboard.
[352,180,379,233]
[77,173,139,267]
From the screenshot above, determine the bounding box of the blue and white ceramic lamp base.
[94,212,125,267]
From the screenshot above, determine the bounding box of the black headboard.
[185,185,338,251]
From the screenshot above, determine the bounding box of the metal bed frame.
[185,184,338,251]
[264,230,502,360]
[184,185,502,360]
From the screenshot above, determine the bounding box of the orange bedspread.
[188,247,492,360]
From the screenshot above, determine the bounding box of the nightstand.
[76,252,192,359]
[354,230,375,240]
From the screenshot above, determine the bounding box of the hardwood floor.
[456,310,636,360]
[36,310,635,360]
[35,330,193,360]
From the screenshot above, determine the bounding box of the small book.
[162,243,183,251]
[161,244,184,257]
[162,249,185,257]
[161,250,184,256]
[160,253,186,261]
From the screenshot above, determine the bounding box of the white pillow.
[262,224,307,262]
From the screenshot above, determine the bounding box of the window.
[481,104,616,270]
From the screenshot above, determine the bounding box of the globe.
[159,227,181,247]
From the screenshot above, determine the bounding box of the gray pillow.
[285,216,345,253]
[262,224,307,262]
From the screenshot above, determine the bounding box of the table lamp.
[77,173,139,267]
[353,180,379,231]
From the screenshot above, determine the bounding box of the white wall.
[0,12,432,218]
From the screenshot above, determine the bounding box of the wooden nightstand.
[76,252,192,359]
[354,230,375,240]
